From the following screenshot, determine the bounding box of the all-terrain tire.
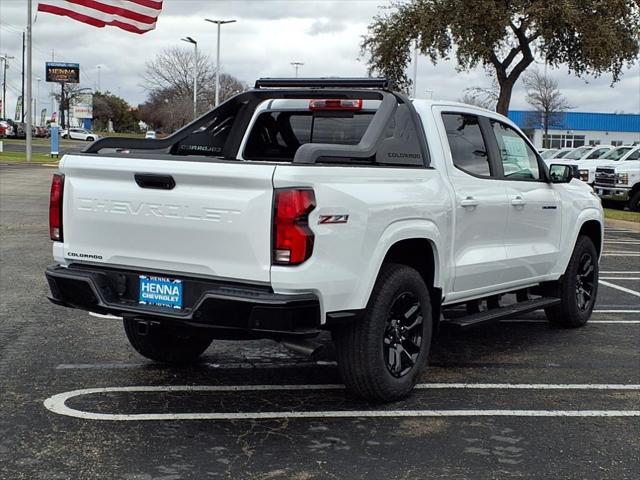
[123,318,213,364]
[628,190,640,212]
[545,236,598,328]
[333,263,433,402]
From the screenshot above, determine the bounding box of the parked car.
[539,148,559,160]
[545,147,574,161]
[0,120,13,138]
[552,145,615,184]
[34,126,48,138]
[144,130,157,139]
[45,77,603,402]
[61,128,99,141]
[595,146,640,211]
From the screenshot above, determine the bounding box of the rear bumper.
[45,264,321,337]
[594,186,630,202]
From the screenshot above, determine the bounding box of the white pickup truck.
[594,146,640,211]
[46,78,603,401]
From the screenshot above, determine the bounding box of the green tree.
[92,91,138,132]
[362,0,640,114]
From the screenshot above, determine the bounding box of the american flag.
[37,0,163,34]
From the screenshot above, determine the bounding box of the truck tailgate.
[59,155,275,283]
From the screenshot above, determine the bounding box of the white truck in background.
[595,146,640,211]
[46,78,603,401]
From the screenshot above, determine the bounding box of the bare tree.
[462,72,499,110]
[523,68,573,148]
[140,47,248,131]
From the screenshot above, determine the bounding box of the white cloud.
[0,0,638,118]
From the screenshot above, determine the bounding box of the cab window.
[442,113,492,177]
[491,121,540,180]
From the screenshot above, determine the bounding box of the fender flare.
[352,219,444,310]
[555,208,603,274]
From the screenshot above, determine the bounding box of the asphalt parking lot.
[1,165,638,480]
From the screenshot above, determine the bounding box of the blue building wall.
[508,111,640,133]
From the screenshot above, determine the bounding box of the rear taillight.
[49,173,64,241]
[309,99,363,111]
[273,188,316,265]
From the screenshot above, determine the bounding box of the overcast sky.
[1,0,639,117]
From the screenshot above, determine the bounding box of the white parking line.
[503,319,640,324]
[599,280,640,298]
[604,241,640,244]
[593,309,640,313]
[43,384,640,421]
[600,278,640,281]
[602,253,640,256]
[601,271,640,274]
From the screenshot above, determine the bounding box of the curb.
[605,218,640,233]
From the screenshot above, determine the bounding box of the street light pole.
[290,62,304,78]
[26,0,32,162]
[35,77,41,126]
[97,65,101,91]
[205,18,236,107]
[180,36,198,119]
[0,54,15,118]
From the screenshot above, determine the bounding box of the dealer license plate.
[139,275,183,309]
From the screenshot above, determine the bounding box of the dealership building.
[508,111,640,149]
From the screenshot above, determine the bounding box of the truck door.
[488,120,562,282]
[440,112,509,293]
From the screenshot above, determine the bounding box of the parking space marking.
[600,277,640,280]
[602,253,640,256]
[599,280,640,298]
[43,384,640,421]
[604,241,640,244]
[593,309,640,313]
[504,319,639,324]
[601,271,640,274]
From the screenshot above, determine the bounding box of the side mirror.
[549,164,576,183]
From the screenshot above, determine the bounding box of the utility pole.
[180,37,198,119]
[290,62,304,78]
[21,31,25,121]
[205,19,237,107]
[412,41,418,98]
[97,65,101,91]
[0,54,15,118]
[26,0,32,162]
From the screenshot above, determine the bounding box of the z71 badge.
[318,215,349,224]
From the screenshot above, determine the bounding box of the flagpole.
[26,0,33,162]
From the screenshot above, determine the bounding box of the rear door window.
[491,121,541,180]
[243,105,424,166]
[442,113,492,177]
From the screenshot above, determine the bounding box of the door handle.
[511,196,526,207]
[460,196,479,208]
[134,173,176,190]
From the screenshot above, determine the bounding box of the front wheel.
[123,318,213,364]
[86,136,95,142]
[628,191,640,212]
[545,236,598,327]
[334,263,433,402]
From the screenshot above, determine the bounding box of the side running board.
[443,297,561,329]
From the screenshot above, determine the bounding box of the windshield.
[540,149,558,159]
[554,149,571,158]
[565,146,592,160]
[602,147,632,160]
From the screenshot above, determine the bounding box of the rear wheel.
[334,263,433,402]
[123,318,213,364]
[545,236,598,327]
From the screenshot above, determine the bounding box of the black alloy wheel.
[383,292,424,378]
[575,252,596,312]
